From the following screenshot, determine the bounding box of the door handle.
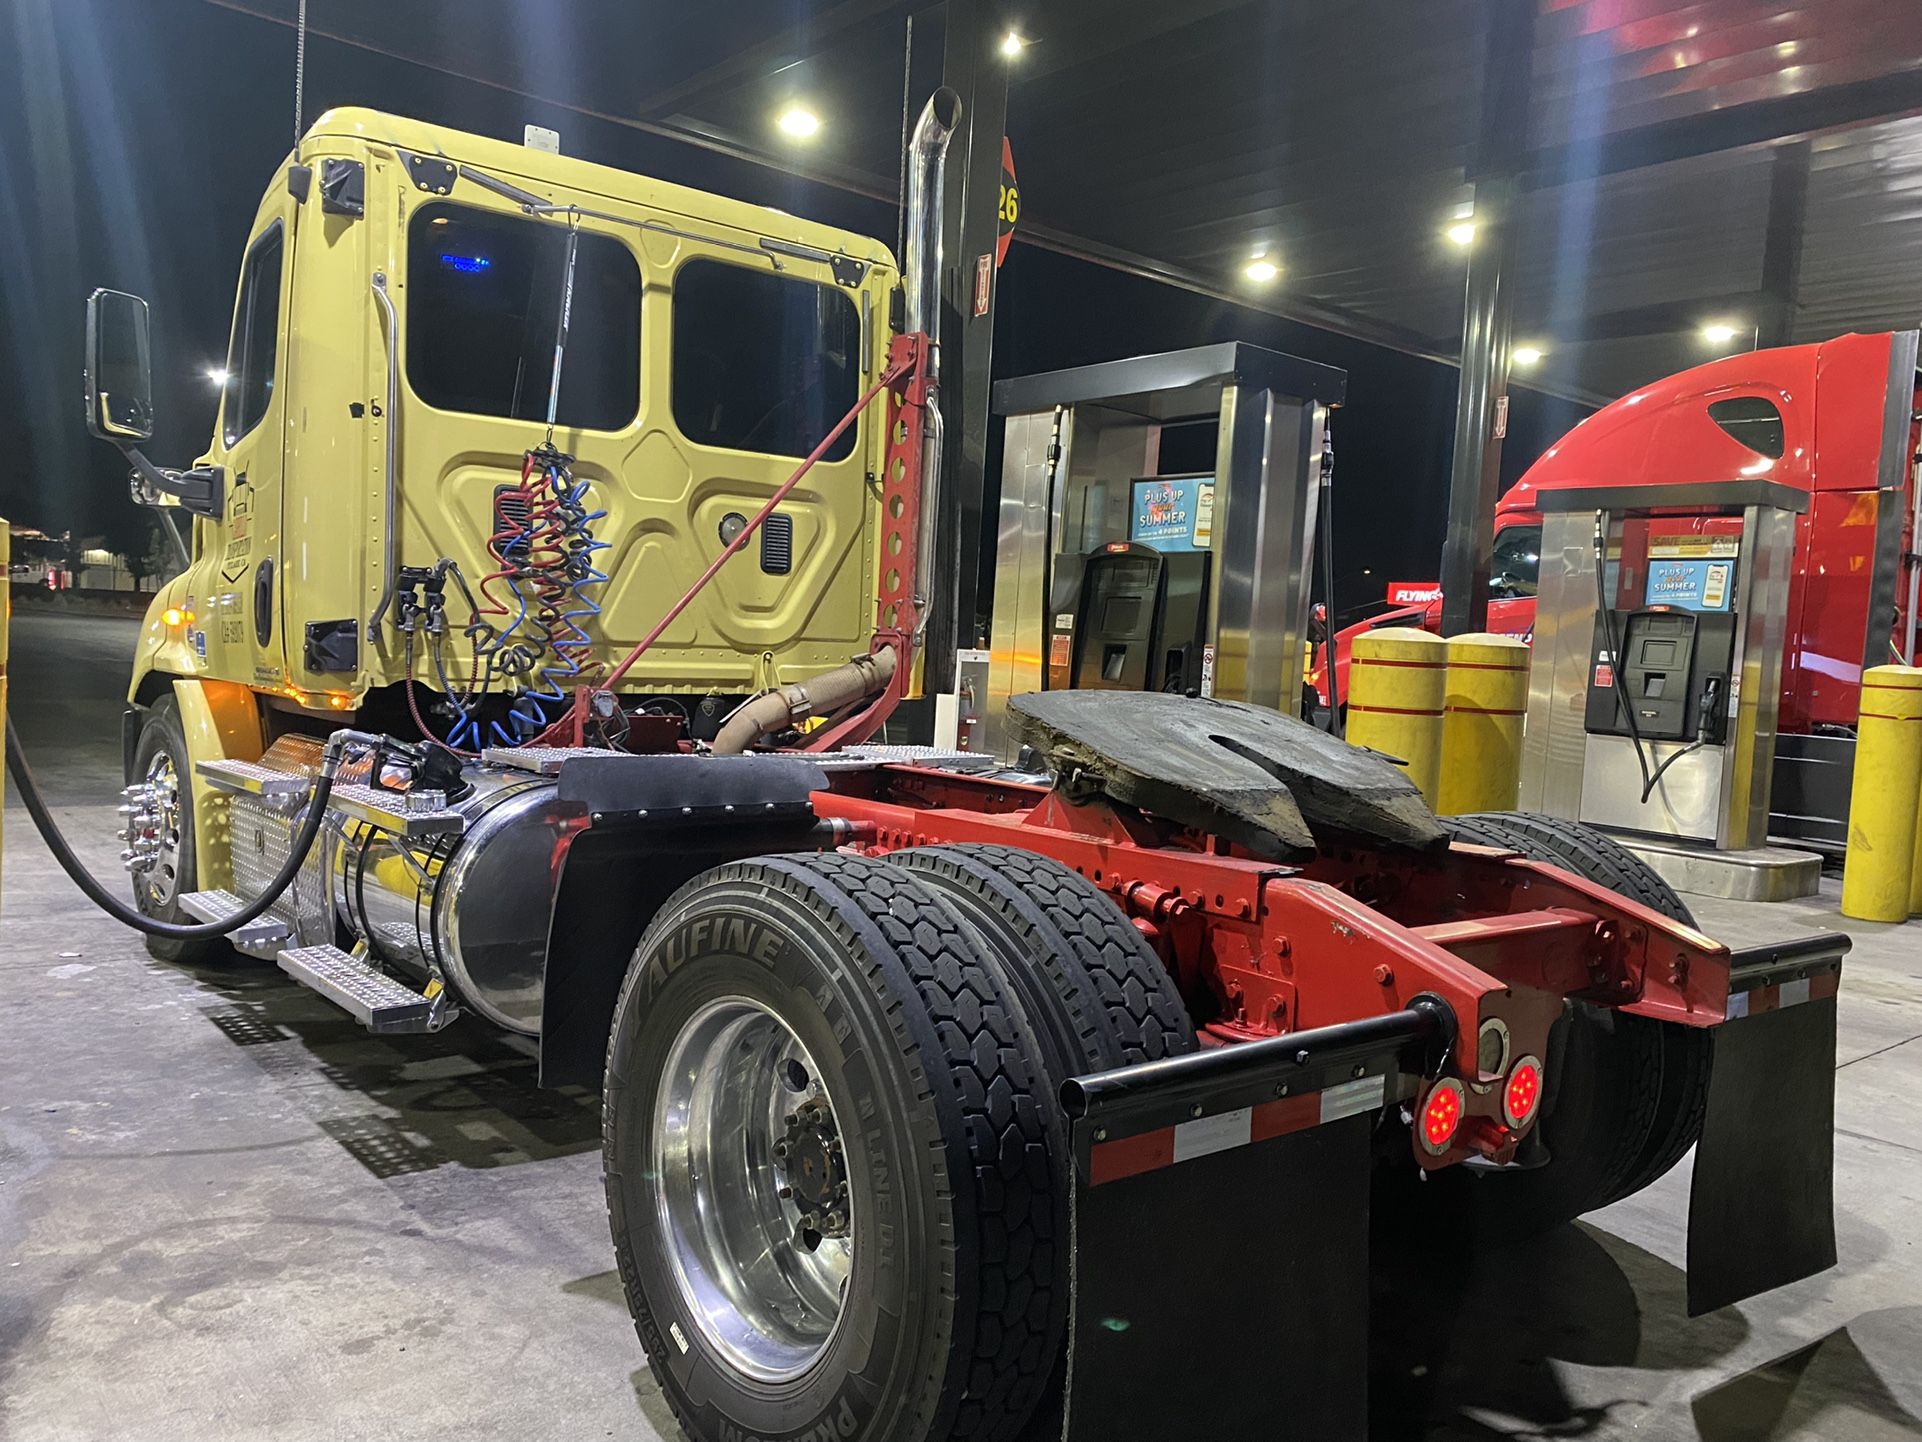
[254,556,275,647]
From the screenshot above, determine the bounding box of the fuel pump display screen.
[1130,476,1216,553]
[1646,559,1734,612]
[1643,534,1737,612]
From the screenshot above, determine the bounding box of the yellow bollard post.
[1346,627,1448,806]
[1437,632,1530,815]
[1841,665,1922,923]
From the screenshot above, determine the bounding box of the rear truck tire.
[886,846,1198,1437]
[1440,811,1711,1227]
[887,845,1196,1084]
[128,697,221,964]
[602,853,1067,1442]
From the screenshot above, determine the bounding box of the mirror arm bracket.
[122,445,223,519]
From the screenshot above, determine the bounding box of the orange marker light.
[1503,1056,1544,1129]
[1419,1078,1465,1154]
[162,607,184,627]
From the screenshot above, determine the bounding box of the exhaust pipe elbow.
[710,648,899,755]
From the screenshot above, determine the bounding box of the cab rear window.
[406,203,640,431]
[672,260,861,461]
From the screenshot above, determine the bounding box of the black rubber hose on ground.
[4,713,335,941]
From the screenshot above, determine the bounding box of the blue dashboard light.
[440,253,492,273]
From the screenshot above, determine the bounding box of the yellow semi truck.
[92,107,909,951]
[9,93,1851,1442]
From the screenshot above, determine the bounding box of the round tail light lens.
[1503,1055,1544,1129]
[1418,1078,1466,1154]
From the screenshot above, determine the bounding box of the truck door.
[200,198,294,688]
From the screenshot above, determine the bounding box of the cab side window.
[222,224,284,446]
[1489,524,1542,599]
[672,260,861,461]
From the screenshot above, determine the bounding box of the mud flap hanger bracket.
[1058,998,1452,1442]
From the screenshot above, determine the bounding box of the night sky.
[0,0,1588,619]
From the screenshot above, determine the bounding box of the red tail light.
[1503,1056,1544,1129]
[1418,1078,1465,1154]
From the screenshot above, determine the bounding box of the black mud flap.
[1686,935,1846,1317]
[1059,1007,1443,1442]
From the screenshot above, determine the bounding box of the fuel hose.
[4,713,337,941]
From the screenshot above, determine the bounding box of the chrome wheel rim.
[653,997,852,1382]
[126,752,185,908]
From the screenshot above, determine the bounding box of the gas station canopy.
[212,0,1922,403]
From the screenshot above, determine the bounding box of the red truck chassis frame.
[814,764,1840,1171]
[802,758,1845,1438]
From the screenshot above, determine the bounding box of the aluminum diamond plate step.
[176,888,291,956]
[481,746,615,776]
[197,758,466,837]
[197,758,310,803]
[278,945,436,1034]
[324,781,467,838]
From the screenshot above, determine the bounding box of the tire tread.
[890,844,1194,1074]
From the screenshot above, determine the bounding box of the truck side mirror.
[85,288,155,444]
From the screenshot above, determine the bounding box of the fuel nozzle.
[1697,674,1724,744]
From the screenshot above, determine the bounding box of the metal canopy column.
[1758,141,1812,350]
[925,0,1011,694]
[1440,0,1533,637]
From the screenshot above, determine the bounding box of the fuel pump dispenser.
[1520,479,1822,899]
[982,344,1345,756]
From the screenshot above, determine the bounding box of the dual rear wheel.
[602,847,1193,1442]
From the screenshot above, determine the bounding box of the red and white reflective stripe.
[1726,970,1839,1020]
[1088,1074,1386,1187]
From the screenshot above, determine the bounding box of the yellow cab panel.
[323,108,894,699]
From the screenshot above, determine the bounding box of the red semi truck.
[1316,330,1921,843]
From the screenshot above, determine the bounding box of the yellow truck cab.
[105,108,903,917]
[132,106,897,727]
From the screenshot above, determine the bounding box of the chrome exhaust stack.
[904,86,962,655]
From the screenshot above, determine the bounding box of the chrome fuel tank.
[331,769,568,1034]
